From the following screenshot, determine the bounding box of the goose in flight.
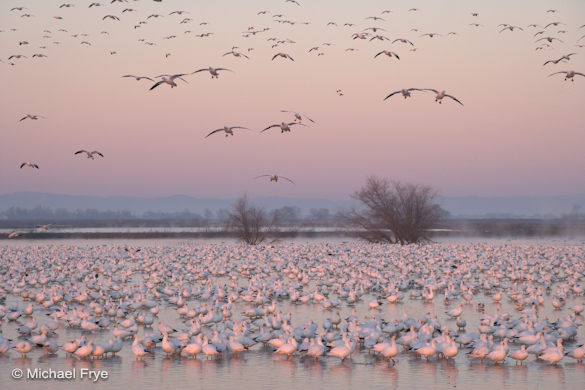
[392,38,414,46]
[74,150,104,159]
[20,114,46,121]
[285,0,300,5]
[149,74,188,90]
[548,70,584,81]
[223,50,249,59]
[374,50,400,60]
[122,74,154,81]
[384,88,426,100]
[262,122,307,133]
[8,231,23,239]
[20,162,39,169]
[36,224,52,231]
[366,16,385,21]
[544,22,565,28]
[103,15,119,21]
[272,52,294,61]
[369,35,390,41]
[280,110,314,123]
[422,89,464,105]
[192,67,233,78]
[206,126,249,138]
[536,37,563,43]
[543,53,577,65]
[421,33,441,38]
[500,25,523,32]
[255,174,295,184]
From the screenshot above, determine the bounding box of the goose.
[182,341,202,358]
[415,340,437,361]
[544,21,565,29]
[548,70,584,81]
[536,37,563,43]
[132,335,149,360]
[422,89,464,105]
[74,341,94,359]
[509,345,528,365]
[262,122,307,133]
[327,344,351,360]
[222,50,249,59]
[102,15,119,21]
[565,345,585,362]
[149,74,188,90]
[500,25,523,33]
[374,50,400,59]
[446,304,463,318]
[122,74,154,82]
[280,110,314,123]
[272,52,294,61]
[421,33,441,38]
[75,150,103,159]
[13,341,32,357]
[369,35,390,41]
[380,336,399,363]
[20,114,46,121]
[191,67,233,79]
[384,88,425,100]
[205,126,249,138]
[202,339,218,359]
[20,162,39,169]
[8,231,23,238]
[392,38,414,45]
[255,174,295,184]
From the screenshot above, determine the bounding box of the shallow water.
[0,240,584,390]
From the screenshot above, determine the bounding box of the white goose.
[149,74,188,90]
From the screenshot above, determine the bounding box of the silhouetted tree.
[227,195,278,245]
[347,177,443,244]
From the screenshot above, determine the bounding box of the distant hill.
[0,192,584,218]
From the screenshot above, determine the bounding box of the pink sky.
[1,0,584,199]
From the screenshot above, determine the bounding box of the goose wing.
[445,94,464,106]
[75,150,88,155]
[280,176,295,184]
[149,80,164,90]
[261,124,279,132]
[205,128,224,138]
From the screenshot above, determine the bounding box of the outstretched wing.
[92,151,104,157]
[149,80,164,90]
[445,94,464,106]
[254,175,271,179]
[261,124,279,132]
[383,90,401,100]
[75,150,88,155]
[205,128,224,138]
[280,176,295,184]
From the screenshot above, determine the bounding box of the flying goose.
[74,150,104,159]
[261,122,307,133]
[280,110,314,123]
[149,74,188,90]
[20,162,39,169]
[422,89,464,105]
[206,126,249,138]
[255,174,295,184]
[384,88,426,100]
[191,67,233,78]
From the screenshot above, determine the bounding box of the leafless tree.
[227,195,278,245]
[346,177,443,244]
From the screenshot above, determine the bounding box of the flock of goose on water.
[0,243,584,367]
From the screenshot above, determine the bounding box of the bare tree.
[227,195,278,245]
[347,177,443,244]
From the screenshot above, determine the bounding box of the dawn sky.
[1,0,584,199]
